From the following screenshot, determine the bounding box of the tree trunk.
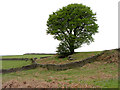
[69,38,75,55]
[70,46,74,55]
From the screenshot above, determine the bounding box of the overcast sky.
[0,0,119,55]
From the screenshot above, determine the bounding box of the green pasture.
[2,54,53,59]
[1,60,31,69]
[1,54,53,69]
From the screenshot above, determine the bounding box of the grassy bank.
[36,51,102,64]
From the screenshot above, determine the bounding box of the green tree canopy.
[47,3,99,57]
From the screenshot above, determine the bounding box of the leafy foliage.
[47,3,99,57]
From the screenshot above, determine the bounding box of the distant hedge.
[23,53,56,55]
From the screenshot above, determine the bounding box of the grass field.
[1,54,53,69]
[1,49,119,88]
[2,54,53,59]
[1,60,32,69]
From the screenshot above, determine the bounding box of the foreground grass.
[37,51,102,64]
[2,49,119,88]
[2,61,118,88]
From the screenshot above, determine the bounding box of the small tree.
[47,3,99,57]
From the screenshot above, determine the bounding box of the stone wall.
[1,51,105,74]
[38,51,104,71]
[23,53,56,55]
[1,64,38,74]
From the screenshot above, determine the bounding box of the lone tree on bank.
[47,4,99,57]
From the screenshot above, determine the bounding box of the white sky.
[0,0,119,55]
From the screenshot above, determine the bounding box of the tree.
[46,3,99,57]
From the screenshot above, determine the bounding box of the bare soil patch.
[2,79,98,88]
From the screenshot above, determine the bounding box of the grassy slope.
[36,51,102,64]
[2,49,119,88]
